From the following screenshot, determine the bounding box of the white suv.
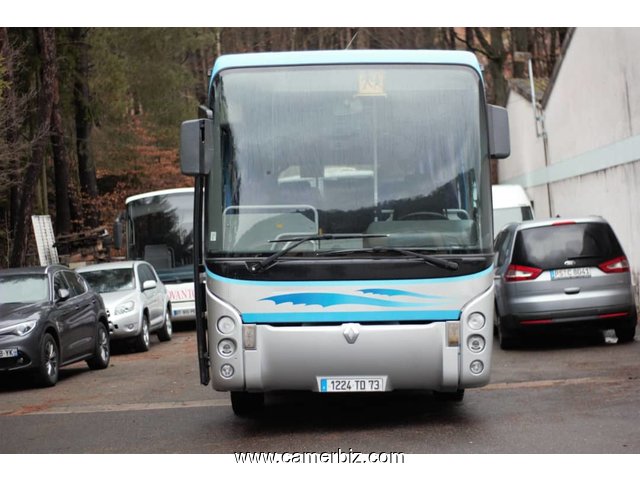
[77,261,172,351]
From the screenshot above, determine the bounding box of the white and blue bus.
[121,188,196,322]
[180,50,510,415]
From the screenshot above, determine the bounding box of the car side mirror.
[56,288,70,302]
[142,280,157,291]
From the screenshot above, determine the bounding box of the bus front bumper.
[209,321,492,393]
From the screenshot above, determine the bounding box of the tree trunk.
[71,27,99,229]
[512,27,529,78]
[9,28,56,267]
[51,36,72,236]
[0,28,21,237]
[490,28,508,106]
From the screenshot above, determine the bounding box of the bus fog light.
[218,339,236,357]
[470,360,484,375]
[220,364,234,378]
[467,335,486,353]
[243,324,256,350]
[467,312,486,330]
[217,316,235,334]
[446,322,460,347]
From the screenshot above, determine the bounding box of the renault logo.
[343,324,360,344]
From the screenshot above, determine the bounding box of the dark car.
[494,217,637,349]
[0,265,111,387]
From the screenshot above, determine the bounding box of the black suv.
[0,265,111,387]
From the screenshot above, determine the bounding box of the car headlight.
[0,320,37,337]
[114,301,135,316]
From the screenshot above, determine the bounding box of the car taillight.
[598,256,629,273]
[505,264,543,282]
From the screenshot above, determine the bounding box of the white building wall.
[545,28,640,161]
[501,90,549,217]
[503,27,640,304]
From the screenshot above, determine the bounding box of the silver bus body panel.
[205,267,493,392]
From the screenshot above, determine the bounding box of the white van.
[492,184,534,236]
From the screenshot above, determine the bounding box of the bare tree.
[50,40,72,236]
[9,28,57,267]
[71,27,99,229]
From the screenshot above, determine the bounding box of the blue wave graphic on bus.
[260,292,438,309]
[358,288,444,300]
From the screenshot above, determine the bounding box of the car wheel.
[157,311,173,342]
[34,333,59,387]
[87,322,110,370]
[496,309,517,350]
[231,391,264,417]
[615,324,636,343]
[134,315,150,352]
[498,322,518,350]
[433,389,465,401]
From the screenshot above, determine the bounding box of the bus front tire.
[231,391,264,417]
[433,389,465,401]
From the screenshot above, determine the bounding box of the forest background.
[0,27,568,268]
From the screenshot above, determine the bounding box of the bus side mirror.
[113,219,123,250]
[180,118,213,176]
[488,105,510,159]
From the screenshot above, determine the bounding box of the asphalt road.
[1,325,639,454]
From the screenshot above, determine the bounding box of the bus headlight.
[218,339,236,357]
[470,360,484,375]
[467,312,486,330]
[217,316,235,334]
[467,334,486,353]
[220,364,234,378]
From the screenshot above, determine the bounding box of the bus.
[180,50,510,415]
[121,188,196,322]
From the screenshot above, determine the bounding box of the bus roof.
[211,50,483,80]
[125,187,194,205]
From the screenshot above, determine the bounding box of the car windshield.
[80,268,135,293]
[0,275,49,303]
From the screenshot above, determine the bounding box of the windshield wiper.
[246,234,388,273]
[323,247,459,271]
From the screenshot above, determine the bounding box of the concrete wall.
[502,27,640,303]
[501,90,548,217]
[545,28,640,161]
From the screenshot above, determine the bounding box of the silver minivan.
[494,217,637,349]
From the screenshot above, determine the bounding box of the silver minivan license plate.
[551,267,591,280]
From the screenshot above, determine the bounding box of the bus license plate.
[318,376,386,393]
[551,267,591,280]
[0,348,19,359]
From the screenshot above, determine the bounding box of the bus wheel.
[231,391,264,417]
[433,389,465,402]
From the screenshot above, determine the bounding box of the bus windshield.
[209,64,491,257]
[127,191,193,280]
